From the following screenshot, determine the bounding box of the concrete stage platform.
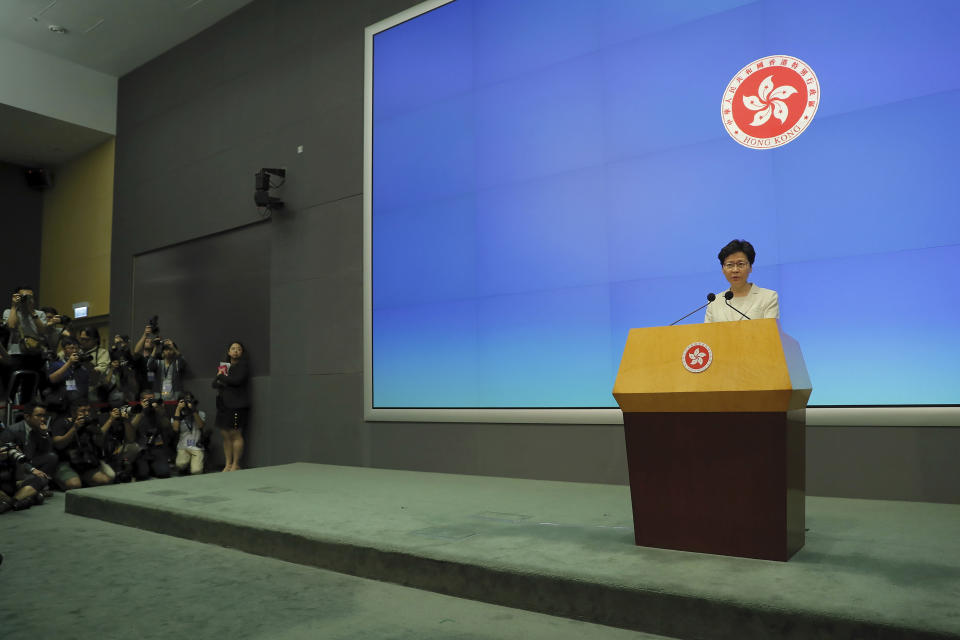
[66,463,960,640]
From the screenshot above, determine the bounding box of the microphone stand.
[669,293,717,326]
[723,291,751,320]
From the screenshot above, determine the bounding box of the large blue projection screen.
[367,0,960,411]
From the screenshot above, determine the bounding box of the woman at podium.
[704,239,779,322]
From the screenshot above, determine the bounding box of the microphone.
[723,290,751,320]
[669,293,717,326]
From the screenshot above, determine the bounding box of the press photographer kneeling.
[51,400,115,490]
[0,441,50,513]
[172,392,206,475]
[101,402,139,483]
[131,390,173,480]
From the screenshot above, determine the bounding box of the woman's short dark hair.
[718,239,756,265]
[227,341,247,360]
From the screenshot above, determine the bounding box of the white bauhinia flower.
[689,348,705,365]
[751,106,772,126]
[742,75,799,126]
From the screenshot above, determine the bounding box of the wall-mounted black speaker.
[254,167,285,211]
[25,168,53,191]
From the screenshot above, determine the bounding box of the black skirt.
[215,396,250,431]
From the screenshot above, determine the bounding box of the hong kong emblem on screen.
[682,342,713,373]
[722,56,820,149]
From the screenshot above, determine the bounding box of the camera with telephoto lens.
[75,353,93,364]
[18,293,33,305]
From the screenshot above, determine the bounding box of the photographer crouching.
[0,402,59,484]
[51,400,115,490]
[172,392,206,475]
[0,441,50,513]
[101,402,139,483]
[131,390,173,480]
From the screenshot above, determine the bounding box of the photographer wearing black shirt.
[131,389,173,480]
[131,320,161,392]
[101,401,140,483]
[46,337,94,411]
[51,400,114,490]
[39,306,71,349]
[0,441,49,513]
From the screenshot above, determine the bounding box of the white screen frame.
[362,0,960,428]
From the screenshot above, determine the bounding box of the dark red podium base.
[622,410,805,561]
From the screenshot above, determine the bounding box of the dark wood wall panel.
[130,223,270,379]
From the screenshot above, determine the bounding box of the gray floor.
[0,498,669,640]
[8,463,960,639]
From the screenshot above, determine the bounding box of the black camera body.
[69,418,101,471]
[180,393,197,418]
[109,347,131,367]
[131,400,161,416]
[147,315,160,335]
[142,399,163,414]
[143,421,166,448]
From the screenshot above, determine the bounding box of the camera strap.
[16,315,45,353]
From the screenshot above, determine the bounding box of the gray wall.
[110,0,959,503]
[0,161,43,304]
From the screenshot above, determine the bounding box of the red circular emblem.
[721,55,820,149]
[682,342,713,373]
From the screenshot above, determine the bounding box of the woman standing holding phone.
[212,341,250,471]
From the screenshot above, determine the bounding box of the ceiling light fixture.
[48,24,68,34]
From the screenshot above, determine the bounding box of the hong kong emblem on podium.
[682,342,713,373]
[721,55,820,149]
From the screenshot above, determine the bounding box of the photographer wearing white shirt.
[172,392,206,475]
[2,285,55,402]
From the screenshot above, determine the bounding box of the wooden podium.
[612,319,811,561]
